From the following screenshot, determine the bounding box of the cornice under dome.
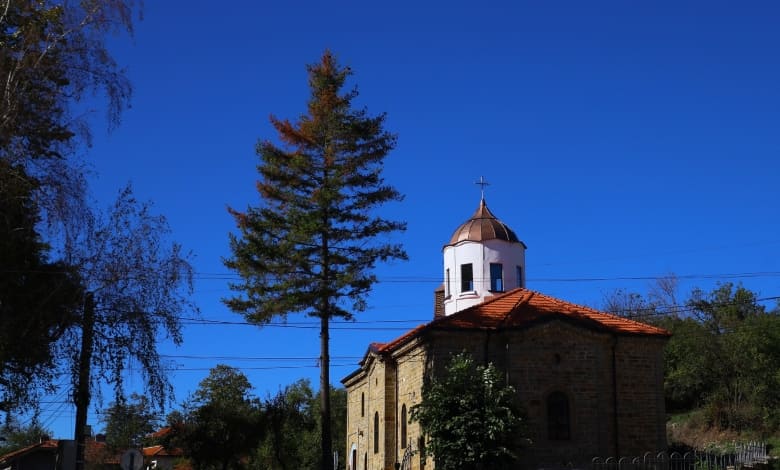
[446,199,523,246]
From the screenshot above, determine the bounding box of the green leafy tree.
[55,185,195,468]
[616,281,780,431]
[1,0,141,413]
[62,185,196,408]
[1,0,134,162]
[224,51,406,470]
[657,316,719,411]
[100,393,160,450]
[682,283,780,430]
[166,365,263,470]
[0,413,52,454]
[0,161,82,410]
[410,352,523,470]
[255,379,316,470]
[252,380,347,470]
[1,0,138,248]
[326,386,347,469]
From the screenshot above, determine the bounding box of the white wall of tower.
[442,238,526,315]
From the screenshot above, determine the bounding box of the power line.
[160,354,361,361]
[3,269,780,284]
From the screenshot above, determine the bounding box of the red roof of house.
[149,426,173,439]
[0,440,58,464]
[143,445,184,457]
[371,288,670,355]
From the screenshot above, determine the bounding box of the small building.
[0,440,59,470]
[0,432,184,470]
[142,446,184,470]
[342,198,670,470]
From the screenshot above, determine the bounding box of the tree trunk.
[74,293,95,470]
[321,313,333,470]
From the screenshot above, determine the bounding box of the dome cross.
[475,176,490,201]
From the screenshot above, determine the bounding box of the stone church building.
[342,199,670,470]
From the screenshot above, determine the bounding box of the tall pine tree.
[224,51,406,469]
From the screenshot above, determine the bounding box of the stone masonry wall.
[367,359,386,470]
[394,342,429,470]
[614,336,667,455]
[501,321,617,468]
[345,375,368,470]
[383,361,397,470]
[344,321,667,470]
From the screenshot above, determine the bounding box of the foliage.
[327,386,347,468]
[0,0,145,414]
[0,413,52,454]
[410,352,523,470]
[165,365,263,470]
[60,185,196,408]
[0,0,135,162]
[694,285,780,430]
[255,380,316,470]
[0,0,138,248]
[249,379,348,470]
[602,275,680,321]
[0,161,82,409]
[659,316,719,410]
[224,50,405,470]
[99,393,160,450]
[607,281,780,432]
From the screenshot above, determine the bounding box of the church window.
[361,393,365,417]
[547,391,571,440]
[373,412,379,453]
[490,263,503,291]
[460,263,473,292]
[516,266,523,288]
[445,268,451,297]
[400,404,407,448]
[364,452,367,470]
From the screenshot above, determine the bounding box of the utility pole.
[74,293,95,470]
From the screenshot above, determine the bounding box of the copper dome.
[446,199,523,246]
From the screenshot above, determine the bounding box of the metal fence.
[591,443,769,470]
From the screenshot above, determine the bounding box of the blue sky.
[35,1,780,438]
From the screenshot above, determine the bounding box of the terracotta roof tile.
[144,445,183,457]
[149,426,172,439]
[376,324,427,353]
[375,288,670,355]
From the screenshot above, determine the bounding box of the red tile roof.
[0,440,58,464]
[375,288,670,354]
[144,445,184,457]
[84,440,120,465]
[149,426,173,439]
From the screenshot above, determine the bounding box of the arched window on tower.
[361,392,365,417]
[373,412,379,453]
[400,404,407,448]
[547,391,571,440]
